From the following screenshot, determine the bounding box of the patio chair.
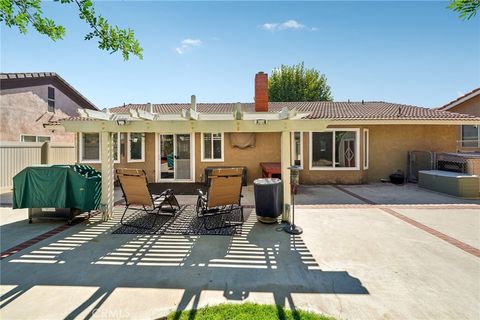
[116,168,180,229]
[196,168,244,230]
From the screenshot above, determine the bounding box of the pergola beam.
[82,109,112,120]
[57,119,330,133]
[130,109,156,121]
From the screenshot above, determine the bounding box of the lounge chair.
[196,168,244,230]
[116,168,180,229]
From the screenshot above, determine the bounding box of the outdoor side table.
[253,178,283,224]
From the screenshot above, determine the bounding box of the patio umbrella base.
[283,223,303,235]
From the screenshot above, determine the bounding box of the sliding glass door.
[159,134,192,181]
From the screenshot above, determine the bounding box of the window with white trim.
[128,132,145,162]
[310,129,359,170]
[201,133,224,161]
[81,133,100,162]
[363,129,369,170]
[80,132,120,163]
[461,125,479,148]
[291,132,303,166]
[21,135,51,143]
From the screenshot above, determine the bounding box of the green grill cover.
[13,165,101,212]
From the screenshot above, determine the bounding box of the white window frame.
[460,125,480,148]
[363,129,369,170]
[309,128,360,171]
[20,134,51,142]
[128,132,145,163]
[291,131,303,167]
[201,132,224,162]
[79,132,120,164]
[79,132,101,163]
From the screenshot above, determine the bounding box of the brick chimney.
[255,72,268,112]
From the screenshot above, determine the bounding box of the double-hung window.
[80,133,101,163]
[47,87,55,112]
[80,132,120,163]
[310,129,360,170]
[128,133,145,162]
[461,125,480,148]
[202,133,224,161]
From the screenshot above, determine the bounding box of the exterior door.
[174,134,191,180]
[159,134,192,181]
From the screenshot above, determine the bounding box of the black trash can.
[253,178,283,223]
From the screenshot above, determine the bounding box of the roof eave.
[438,88,480,111]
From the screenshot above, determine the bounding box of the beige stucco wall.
[80,125,457,185]
[0,85,81,142]
[195,132,281,184]
[366,125,457,182]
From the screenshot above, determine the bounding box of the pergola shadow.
[0,209,368,319]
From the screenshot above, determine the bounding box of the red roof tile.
[108,101,479,121]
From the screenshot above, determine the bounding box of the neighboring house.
[0,72,97,143]
[0,72,98,192]
[438,88,480,152]
[50,72,480,185]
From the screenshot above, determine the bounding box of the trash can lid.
[253,178,282,185]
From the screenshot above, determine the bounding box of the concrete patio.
[1,184,479,319]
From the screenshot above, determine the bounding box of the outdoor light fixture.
[284,165,303,235]
[116,119,128,126]
[255,119,267,125]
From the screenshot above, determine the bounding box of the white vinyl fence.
[0,141,76,192]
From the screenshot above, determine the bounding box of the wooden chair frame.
[116,168,180,229]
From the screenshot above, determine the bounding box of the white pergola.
[51,102,480,222]
[58,105,330,222]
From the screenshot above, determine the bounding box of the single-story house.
[47,72,480,219]
[437,87,480,152]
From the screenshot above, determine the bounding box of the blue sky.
[1,1,479,109]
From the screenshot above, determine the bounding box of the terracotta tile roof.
[1,72,97,110]
[108,101,479,121]
[438,87,480,111]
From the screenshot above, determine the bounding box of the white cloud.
[261,23,279,31]
[281,20,304,30]
[260,19,316,32]
[176,38,202,54]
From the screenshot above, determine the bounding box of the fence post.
[41,142,51,164]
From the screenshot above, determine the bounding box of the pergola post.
[100,131,115,221]
[281,130,291,222]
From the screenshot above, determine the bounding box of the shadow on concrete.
[0,210,368,319]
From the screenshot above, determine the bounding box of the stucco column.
[100,131,115,221]
[281,130,292,222]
